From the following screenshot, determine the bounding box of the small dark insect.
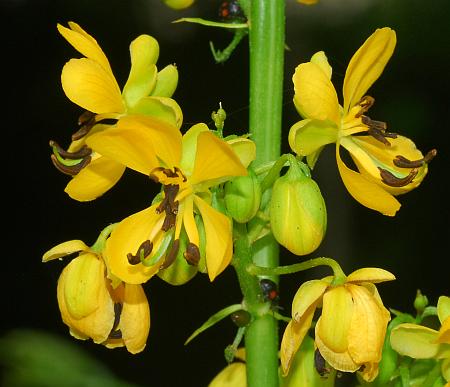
[259,278,280,305]
[314,349,331,378]
[218,0,246,23]
[230,309,251,327]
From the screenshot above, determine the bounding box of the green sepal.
[157,227,197,285]
[151,64,179,98]
[173,18,247,29]
[184,304,243,345]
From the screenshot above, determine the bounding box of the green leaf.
[173,18,247,29]
[184,304,243,345]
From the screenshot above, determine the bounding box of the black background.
[2,0,449,386]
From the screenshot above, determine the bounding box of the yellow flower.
[51,22,182,201]
[86,116,253,284]
[390,296,450,384]
[43,240,150,354]
[288,27,435,216]
[209,348,247,387]
[280,267,395,382]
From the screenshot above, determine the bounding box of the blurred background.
[2,0,449,386]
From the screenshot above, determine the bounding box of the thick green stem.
[244,1,285,386]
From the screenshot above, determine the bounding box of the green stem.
[244,1,285,386]
[247,257,347,284]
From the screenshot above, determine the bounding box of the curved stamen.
[160,239,180,269]
[379,167,418,187]
[50,154,91,176]
[355,96,375,118]
[49,140,92,159]
[393,149,437,168]
[127,240,153,265]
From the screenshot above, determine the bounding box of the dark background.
[2,0,449,386]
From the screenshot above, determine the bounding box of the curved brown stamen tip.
[361,116,387,131]
[379,167,418,187]
[127,240,153,265]
[394,149,437,169]
[50,141,92,159]
[355,96,375,117]
[184,243,200,266]
[71,125,91,141]
[78,111,96,126]
[424,149,437,163]
[161,212,177,232]
[160,239,180,269]
[112,303,123,332]
[50,154,91,176]
[314,349,329,377]
[367,128,391,146]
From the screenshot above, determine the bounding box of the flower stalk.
[239,0,285,386]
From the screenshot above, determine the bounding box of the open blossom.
[390,296,450,385]
[288,27,435,216]
[43,239,150,354]
[51,22,182,201]
[280,267,395,382]
[86,116,254,284]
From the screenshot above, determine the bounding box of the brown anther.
[127,240,153,265]
[78,111,96,126]
[314,349,330,378]
[184,243,200,266]
[394,149,437,168]
[161,213,177,232]
[361,116,388,131]
[160,239,180,269]
[107,303,123,339]
[367,128,392,146]
[49,140,92,159]
[355,96,375,118]
[379,167,418,187]
[108,330,123,339]
[156,184,180,231]
[50,154,92,176]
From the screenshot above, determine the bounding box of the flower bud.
[224,169,261,223]
[270,161,326,256]
[162,0,194,10]
[413,289,429,313]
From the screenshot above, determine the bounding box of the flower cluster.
[45,22,254,352]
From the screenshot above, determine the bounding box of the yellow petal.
[343,27,396,113]
[438,316,450,345]
[346,284,389,364]
[291,279,328,321]
[57,256,115,343]
[310,51,332,79]
[226,137,256,168]
[359,361,379,383]
[42,240,89,262]
[119,284,150,354]
[292,62,340,125]
[209,362,247,387]
[438,297,450,326]
[65,156,125,202]
[194,196,232,281]
[122,35,159,108]
[390,323,440,359]
[105,205,165,284]
[182,196,199,246]
[347,267,395,284]
[288,118,338,157]
[315,320,360,372]
[86,115,182,174]
[57,22,112,72]
[180,123,209,175]
[190,132,247,186]
[280,304,316,375]
[336,145,401,216]
[61,58,125,114]
[318,286,353,353]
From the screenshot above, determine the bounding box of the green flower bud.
[270,161,326,256]
[414,289,429,313]
[224,169,261,223]
[162,0,194,10]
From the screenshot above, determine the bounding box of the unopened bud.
[270,161,326,256]
[162,0,194,10]
[151,64,179,98]
[413,289,429,313]
[224,169,261,223]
